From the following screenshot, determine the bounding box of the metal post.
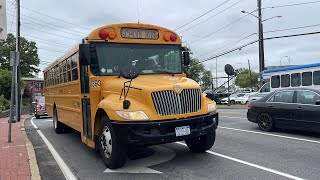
[8,52,17,142]
[248,60,253,91]
[227,75,230,106]
[258,0,265,86]
[215,58,218,88]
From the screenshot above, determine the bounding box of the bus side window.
[67,58,72,82]
[71,54,78,81]
[271,75,280,88]
[302,72,312,86]
[63,60,67,83]
[291,73,301,87]
[59,63,63,83]
[281,74,290,87]
[313,71,320,85]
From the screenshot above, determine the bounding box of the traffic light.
[0,0,7,40]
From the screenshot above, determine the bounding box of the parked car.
[235,93,253,104]
[35,96,48,119]
[204,90,229,104]
[247,88,320,132]
[221,93,246,104]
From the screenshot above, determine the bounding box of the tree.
[0,33,40,77]
[183,57,212,90]
[235,68,259,89]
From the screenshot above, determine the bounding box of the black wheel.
[35,115,40,119]
[185,131,216,152]
[257,113,274,131]
[230,100,235,104]
[53,107,64,134]
[99,116,127,169]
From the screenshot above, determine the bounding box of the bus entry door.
[80,65,92,139]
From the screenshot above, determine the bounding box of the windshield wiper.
[153,69,176,76]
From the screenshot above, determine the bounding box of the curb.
[21,117,41,180]
[217,106,248,109]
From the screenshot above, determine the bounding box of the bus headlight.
[208,102,217,113]
[116,111,149,121]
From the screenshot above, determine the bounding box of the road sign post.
[0,0,7,40]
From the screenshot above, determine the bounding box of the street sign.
[0,0,7,40]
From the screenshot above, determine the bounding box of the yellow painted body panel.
[44,23,217,149]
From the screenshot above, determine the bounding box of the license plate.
[175,126,190,137]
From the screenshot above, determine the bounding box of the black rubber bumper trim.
[111,113,218,146]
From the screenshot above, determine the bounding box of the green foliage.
[0,69,26,100]
[0,33,40,77]
[183,58,212,90]
[0,94,10,111]
[235,68,259,88]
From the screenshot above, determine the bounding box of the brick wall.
[0,107,30,118]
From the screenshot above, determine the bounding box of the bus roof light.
[170,34,177,42]
[99,30,108,39]
[163,34,170,41]
[108,31,116,39]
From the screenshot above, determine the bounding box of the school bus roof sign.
[120,28,159,40]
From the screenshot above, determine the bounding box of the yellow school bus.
[43,23,218,169]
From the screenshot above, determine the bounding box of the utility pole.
[258,0,265,85]
[248,60,253,91]
[17,0,21,122]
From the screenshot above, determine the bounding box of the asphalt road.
[25,109,320,180]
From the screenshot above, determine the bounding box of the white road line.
[220,116,247,120]
[219,126,320,144]
[176,142,306,180]
[31,118,77,180]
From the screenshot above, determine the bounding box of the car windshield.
[37,96,45,103]
[90,43,182,75]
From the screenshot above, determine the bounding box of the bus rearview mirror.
[79,44,91,65]
[183,51,190,66]
[316,100,320,105]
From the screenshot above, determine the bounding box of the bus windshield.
[91,43,182,76]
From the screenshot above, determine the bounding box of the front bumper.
[35,111,48,116]
[112,113,218,146]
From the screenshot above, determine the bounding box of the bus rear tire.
[185,131,216,152]
[99,117,127,169]
[53,107,64,134]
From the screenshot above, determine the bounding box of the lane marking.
[39,120,53,122]
[220,116,247,120]
[219,126,320,144]
[31,118,77,180]
[176,142,306,180]
[104,145,176,174]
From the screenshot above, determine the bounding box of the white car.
[221,93,246,104]
[235,93,253,104]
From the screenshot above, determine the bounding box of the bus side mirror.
[316,100,320,105]
[183,51,190,66]
[79,44,91,65]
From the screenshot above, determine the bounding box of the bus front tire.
[35,115,40,119]
[53,107,64,134]
[99,117,127,169]
[185,131,216,152]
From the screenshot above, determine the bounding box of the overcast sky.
[5,0,320,81]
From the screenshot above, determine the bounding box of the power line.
[6,9,87,35]
[21,24,80,41]
[6,1,92,31]
[195,33,257,59]
[264,24,320,34]
[179,0,243,34]
[264,31,320,40]
[38,47,66,53]
[174,0,231,31]
[264,0,320,9]
[189,11,251,44]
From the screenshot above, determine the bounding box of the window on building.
[281,74,290,87]
[271,75,280,88]
[291,73,301,87]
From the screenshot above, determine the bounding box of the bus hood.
[102,75,200,94]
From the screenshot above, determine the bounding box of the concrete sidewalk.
[0,115,37,180]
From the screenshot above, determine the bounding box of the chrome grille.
[151,89,202,116]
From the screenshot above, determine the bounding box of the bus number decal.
[92,80,101,88]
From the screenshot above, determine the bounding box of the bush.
[0,94,10,111]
